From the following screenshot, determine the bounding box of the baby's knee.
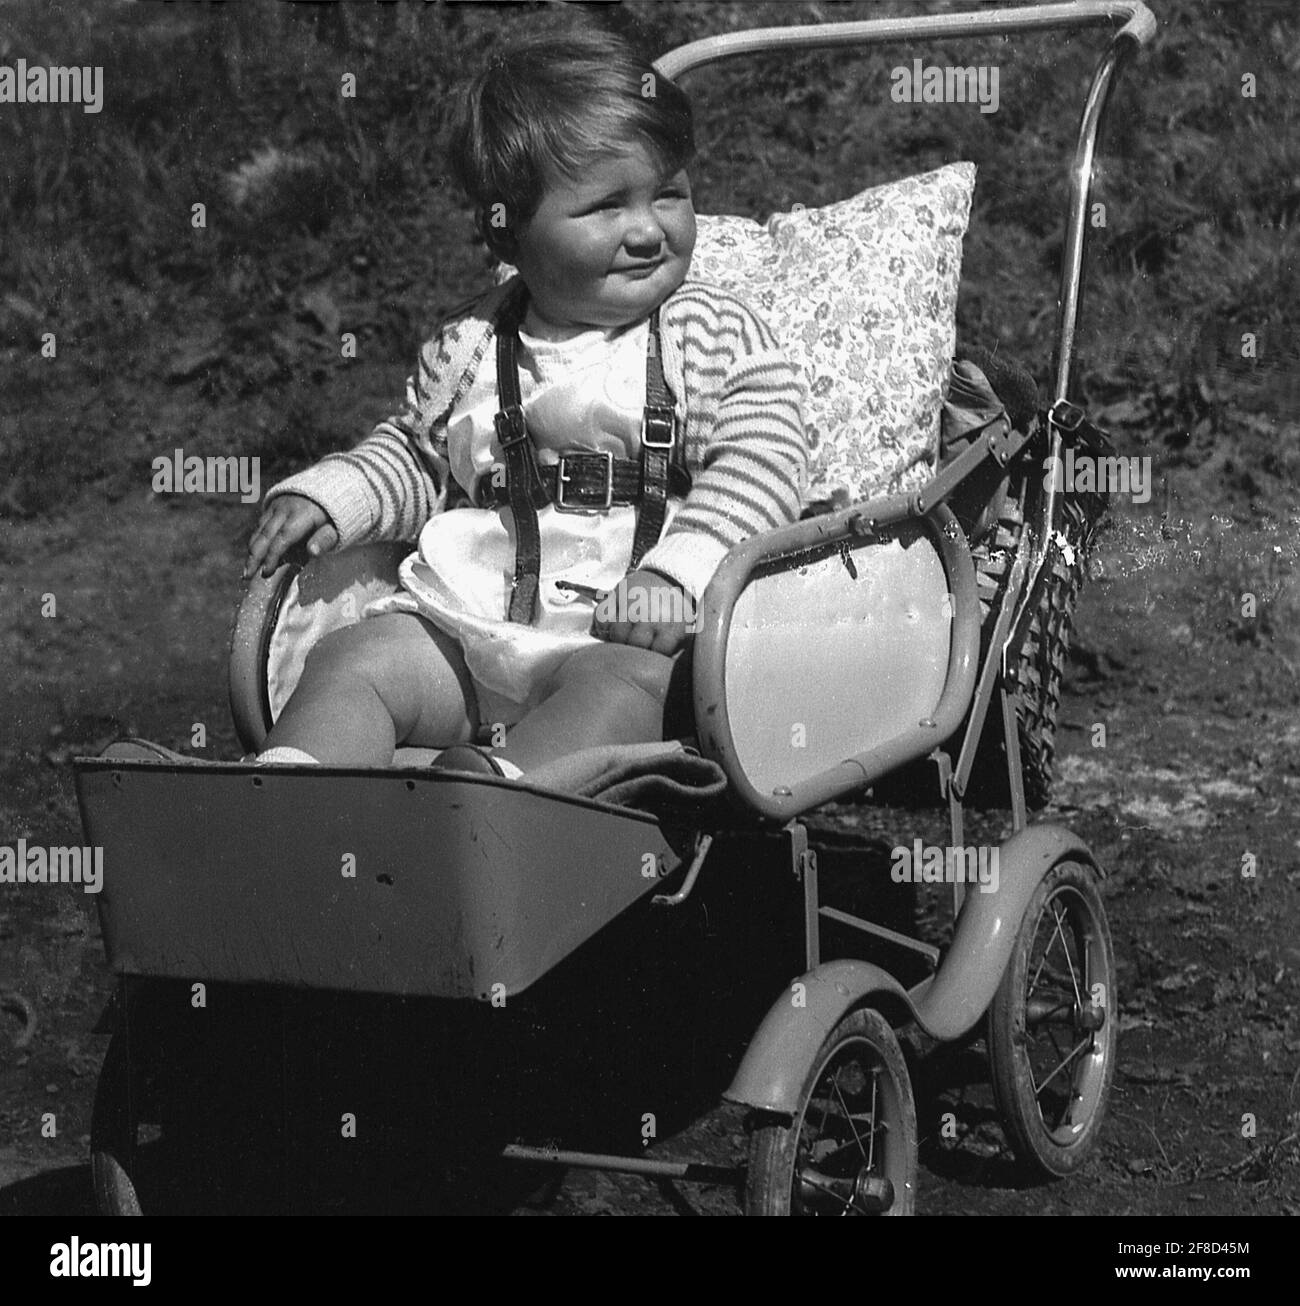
[301,617,408,697]
[558,641,676,703]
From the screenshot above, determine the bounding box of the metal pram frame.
[77,1,1155,1216]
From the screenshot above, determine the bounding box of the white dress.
[367,311,680,725]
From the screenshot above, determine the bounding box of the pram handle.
[657,1,1154,407]
[655,4,1155,80]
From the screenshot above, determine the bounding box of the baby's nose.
[624,211,665,251]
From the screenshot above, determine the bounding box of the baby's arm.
[245,336,459,577]
[633,291,808,606]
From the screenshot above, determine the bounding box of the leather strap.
[482,454,692,510]
[495,292,550,624]
[630,311,676,569]
[493,301,688,623]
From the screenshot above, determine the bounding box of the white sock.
[255,745,321,765]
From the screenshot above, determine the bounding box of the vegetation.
[2,0,1295,515]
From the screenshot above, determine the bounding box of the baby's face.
[510,142,695,331]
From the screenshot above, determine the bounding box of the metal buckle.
[641,405,676,450]
[555,451,613,512]
[493,404,528,447]
[1047,399,1086,434]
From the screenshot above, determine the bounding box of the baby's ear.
[479,202,517,261]
[484,229,517,263]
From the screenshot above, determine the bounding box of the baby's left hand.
[592,569,693,655]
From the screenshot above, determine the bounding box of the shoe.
[99,738,191,763]
[428,744,506,777]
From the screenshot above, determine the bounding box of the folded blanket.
[524,741,729,821]
[941,359,1007,445]
[950,348,1040,436]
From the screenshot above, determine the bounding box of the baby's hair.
[448,24,694,256]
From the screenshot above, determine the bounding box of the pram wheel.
[90,1030,144,1216]
[746,1007,917,1216]
[987,859,1116,1177]
[90,982,290,1215]
[969,477,1098,811]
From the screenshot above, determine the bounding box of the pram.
[75,0,1155,1215]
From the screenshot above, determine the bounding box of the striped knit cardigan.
[266,276,809,604]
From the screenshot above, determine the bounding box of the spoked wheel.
[987,859,1116,1177]
[90,982,289,1215]
[747,1008,917,1215]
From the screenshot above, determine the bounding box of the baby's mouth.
[615,258,664,277]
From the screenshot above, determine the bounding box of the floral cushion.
[689,163,975,506]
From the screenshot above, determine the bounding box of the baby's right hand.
[243,495,338,579]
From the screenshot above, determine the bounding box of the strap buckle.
[1047,399,1086,434]
[555,451,613,512]
[494,404,529,448]
[641,404,676,450]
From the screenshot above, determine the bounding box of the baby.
[243,23,808,777]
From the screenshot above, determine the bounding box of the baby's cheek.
[676,210,698,259]
[572,225,622,273]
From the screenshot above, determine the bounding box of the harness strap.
[493,300,687,624]
[482,455,692,510]
[630,311,677,569]
[496,293,550,624]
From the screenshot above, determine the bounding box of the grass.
[1,0,1296,518]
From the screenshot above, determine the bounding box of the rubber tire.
[746,1007,918,1215]
[969,493,1088,810]
[972,499,1026,627]
[1005,545,1086,811]
[987,859,1117,1178]
[90,1030,144,1216]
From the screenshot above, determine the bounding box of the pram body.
[75,0,1156,1215]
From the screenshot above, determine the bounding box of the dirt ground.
[1,362,1296,1214]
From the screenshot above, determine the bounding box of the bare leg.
[263,613,480,766]
[497,642,675,771]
